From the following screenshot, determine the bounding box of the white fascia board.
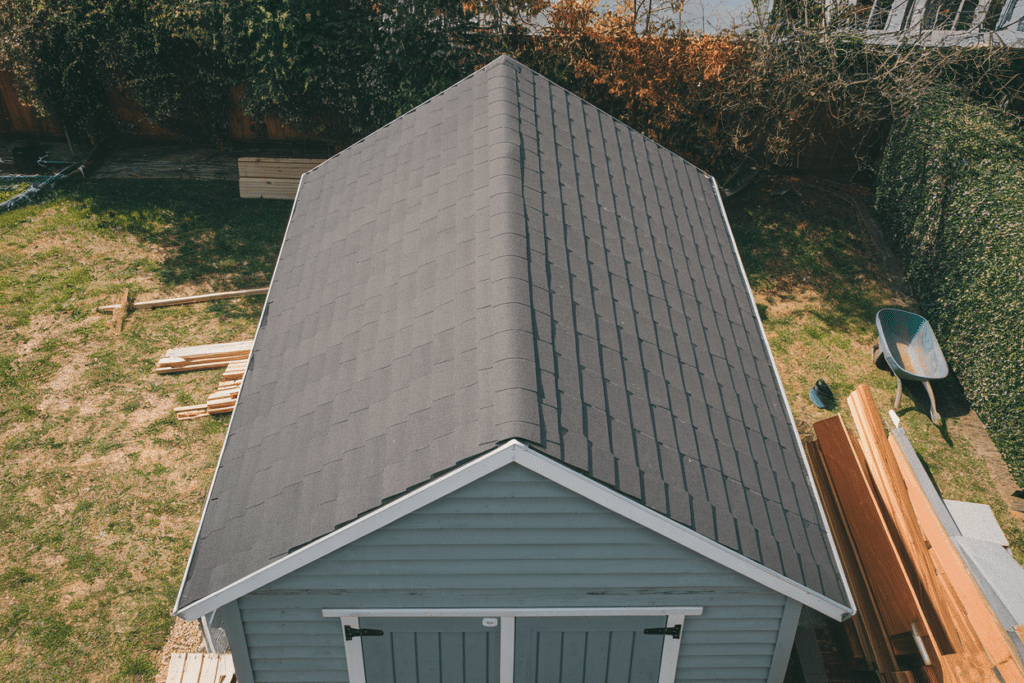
[513,447,854,621]
[178,439,852,621]
[175,440,522,620]
[711,180,857,620]
[172,173,307,619]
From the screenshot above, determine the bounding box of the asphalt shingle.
[177,56,846,611]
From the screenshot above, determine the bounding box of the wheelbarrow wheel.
[872,339,891,373]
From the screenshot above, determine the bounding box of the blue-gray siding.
[236,464,792,683]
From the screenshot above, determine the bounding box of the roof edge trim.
[176,441,854,622]
[174,440,524,620]
[710,178,856,618]
[172,172,309,617]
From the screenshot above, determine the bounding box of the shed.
[173,55,855,683]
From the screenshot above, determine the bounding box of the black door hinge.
[644,625,681,639]
[345,625,385,640]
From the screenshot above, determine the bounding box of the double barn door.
[330,610,700,683]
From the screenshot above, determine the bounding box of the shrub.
[875,92,1024,484]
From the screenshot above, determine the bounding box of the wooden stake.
[110,289,132,333]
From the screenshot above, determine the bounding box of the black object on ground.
[809,380,835,409]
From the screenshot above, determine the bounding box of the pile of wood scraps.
[805,384,1024,683]
[153,340,252,420]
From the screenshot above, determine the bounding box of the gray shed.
[173,55,854,683]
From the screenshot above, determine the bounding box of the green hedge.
[876,93,1024,485]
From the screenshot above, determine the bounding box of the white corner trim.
[340,617,367,683]
[500,616,515,683]
[711,179,857,620]
[658,615,688,683]
[172,172,307,618]
[767,597,802,683]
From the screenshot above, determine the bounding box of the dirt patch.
[156,618,207,683]
[58,579,105,609]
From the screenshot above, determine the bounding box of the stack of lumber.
[238,157,325,199]
[164,652,234,683]
[207,379,242,415]
[805,384,1024,683]
[154,341,252,420]
[155,341,253,374]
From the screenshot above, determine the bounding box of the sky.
[594,0,767,32]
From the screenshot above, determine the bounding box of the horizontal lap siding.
[238,464,788,683]
[676,603,784,682]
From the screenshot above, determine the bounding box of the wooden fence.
[0,71,311,143]
[1,69,881,175]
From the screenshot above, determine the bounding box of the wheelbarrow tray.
[875,308,948,382]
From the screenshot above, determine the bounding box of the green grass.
[726,176,1024,566]
[0,179,290,681]
[1,173,1021,681]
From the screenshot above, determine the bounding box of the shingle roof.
[177,56,846,610]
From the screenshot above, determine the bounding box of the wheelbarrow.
[874,308,948,423]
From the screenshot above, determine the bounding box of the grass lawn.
[724,175,1024,566]
[0,174,1020,681]
[0,180,291,681]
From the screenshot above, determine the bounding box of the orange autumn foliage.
[532,0,751,171]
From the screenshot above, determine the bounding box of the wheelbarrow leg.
[923,380,940,424]
[894,375,903,411]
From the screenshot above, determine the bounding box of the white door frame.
[323,607,703,683]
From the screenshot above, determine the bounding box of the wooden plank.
[848,385,956,657]
[812,416,928,654]
[196,654,218,683]
[165,653,187,683]
[214,654,235,683]
[889,432,1024,683]
[161,341,252,359]
[804,436,901,672]
[181,654,204,683]
[156,360,237,374]
[157,352,249,367]
[237,157,325,178]
[174,404,209,413]
[99,288,267,313]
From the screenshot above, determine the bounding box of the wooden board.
[239,177,299,194]
[813,415,928,643]
[804,435,900,672]
[238,157,325,199]
[848,385,955,657]
[889,432,1024,683]
[164,653,235,683]
[166,341,253,358]
[237,157,326,177]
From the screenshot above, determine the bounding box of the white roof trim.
[711,179,857,618]
[171,172,307,618]
[176,441,854,621]
[321,607,704,618]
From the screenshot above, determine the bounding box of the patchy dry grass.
[1,173,1021,682]
[726,175,1024,566]
[0,180,290,681]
